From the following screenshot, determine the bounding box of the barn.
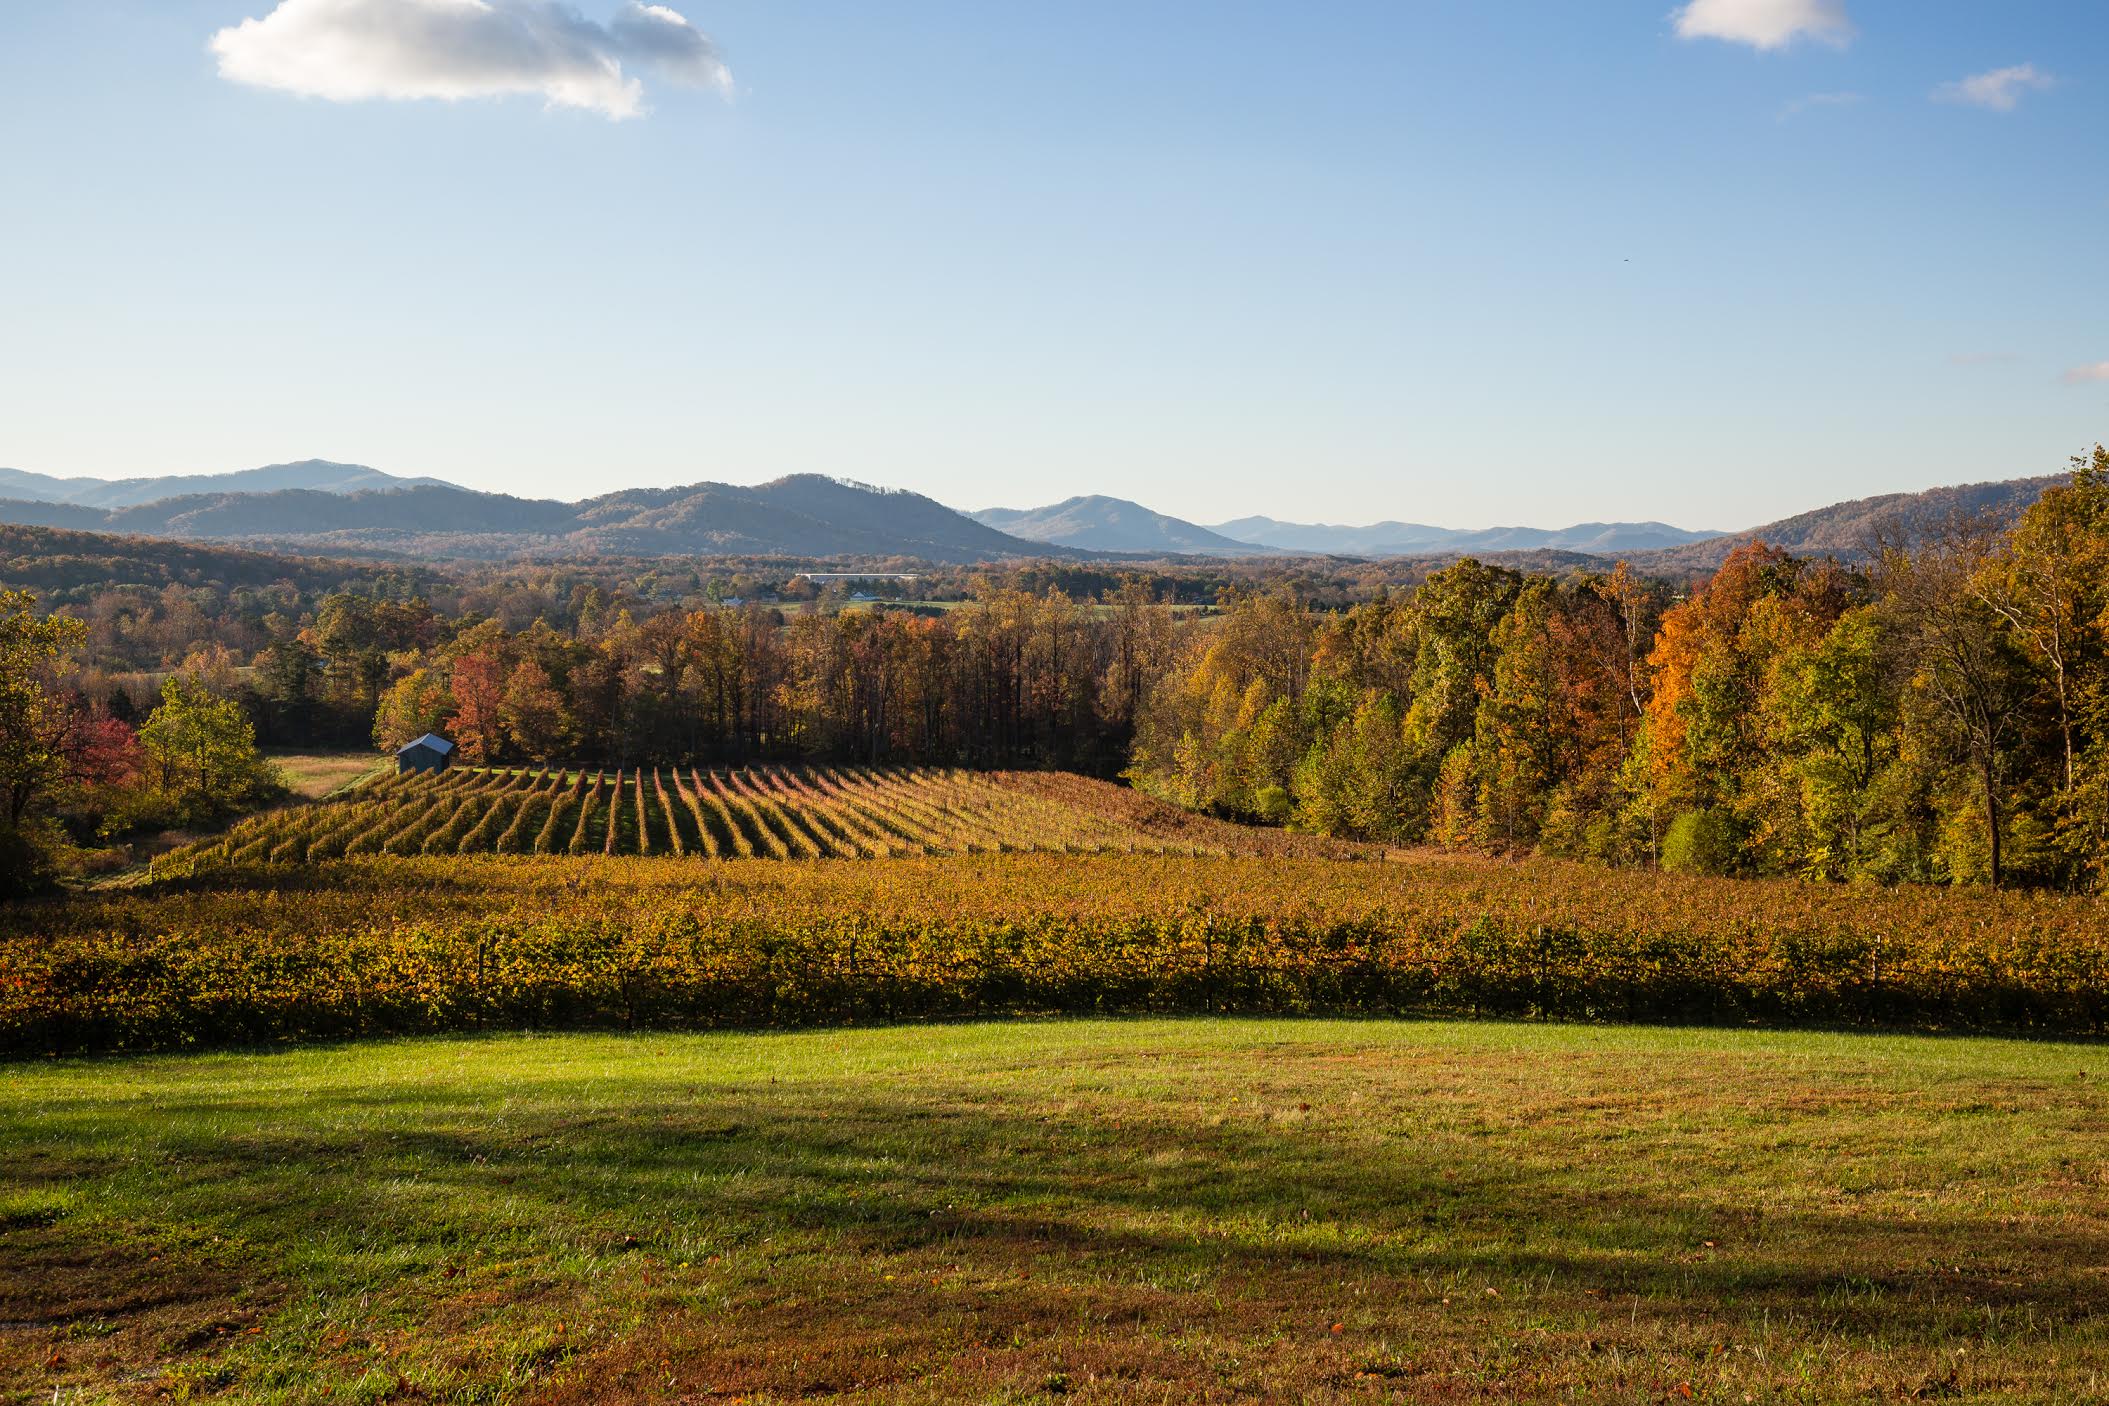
[395,733,456,775]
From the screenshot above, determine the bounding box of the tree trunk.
[2056,671,2074,792]
[1982,755,2003,890]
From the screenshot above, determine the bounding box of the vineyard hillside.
[162,766,1348,873]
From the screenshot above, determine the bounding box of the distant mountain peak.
[0,470,1061,564]
[972,495,1265,556]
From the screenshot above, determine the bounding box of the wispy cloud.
[2063,362,2109,385]
[1779,90,1863,119]
[1672,0,1855,51]
[210,0,731,121]
[1935,64,2054,112]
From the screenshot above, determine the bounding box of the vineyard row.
[166,765,1231,870]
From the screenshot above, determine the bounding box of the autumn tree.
[1127,590,1316,816]
[1878,519,2033,887]
[445,646,509,765]
[0,590,86,832]
[501,659,573,763]
[1100,579,1176,742]
[1632,545,1854,870]
[373,668,454,752]
[1973,448,2109,881]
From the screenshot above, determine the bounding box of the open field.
[7,851,2104,1054]
[160,767,1335,872]
[265,752,389,801]
[6,1018,2109,1404]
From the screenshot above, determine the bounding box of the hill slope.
[974,496,1264,555]
[1626,474,2064,575]
[1213,516,1717,557]
[0,523,439,600]
[0,474,1057,564]
[0,459,447,508]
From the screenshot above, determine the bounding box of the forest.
[2,449,2103,893]
[1133,453,2109,889]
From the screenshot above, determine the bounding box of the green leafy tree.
[1400,560,1523,771]
[139,677,280,821]
[1127,590,1316,818]
[1292,689,1414,840]
[1744,608,1897,878]
[0,589,85,830]
[1973,448,2109,882]
[256,637,322,744]
[1661,808,1738,876]
[1470,581,1562,849]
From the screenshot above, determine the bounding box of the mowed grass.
[266,753,388,801]
[6,1020,2109,1404]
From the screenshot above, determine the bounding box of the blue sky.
[0,0,2102,530]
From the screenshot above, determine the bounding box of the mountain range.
[1620,474,2066,575]
[0,471,1046,564]
[0,458,447,509]
[972,497,1263,555]
[1207,516,1719,557]
[971,497,1719,558]
[0,459,2069,571]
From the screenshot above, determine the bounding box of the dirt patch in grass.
[0,1220,275,1399]
[7,1022,2109,1403]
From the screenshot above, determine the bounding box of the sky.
[0,0,2103,532]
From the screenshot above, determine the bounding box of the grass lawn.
[268,753,388,801]
[5,1018,2108,1403]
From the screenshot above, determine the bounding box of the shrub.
[0,823,56,900]
[1662,809,1738,877]
[1253,785,1292,824]
[8,851,2107,1055]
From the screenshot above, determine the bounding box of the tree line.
[0,589,279,891]
[1,450,2101,892]
[1130,450,2109,889]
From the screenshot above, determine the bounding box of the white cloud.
[210,0,731,121]
[2063,362,2109,385]
[1672,0,1854,51]
[1935,64,2055,113]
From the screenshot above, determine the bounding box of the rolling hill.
[0,522,441,602]
[0,460,2070,571]
[0,474,1056,564]
[0,458,448,509]
[1624,474,2065,576]
[973,496,1265,555]
[1210,516,1719,557]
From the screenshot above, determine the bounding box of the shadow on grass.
[9,1032,2108,1400]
